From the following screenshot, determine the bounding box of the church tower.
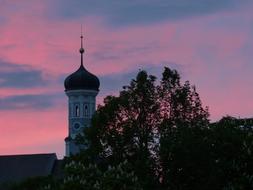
[64,35,100,157]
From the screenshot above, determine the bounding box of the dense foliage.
[81,67,209,188]
[7,68,253,190]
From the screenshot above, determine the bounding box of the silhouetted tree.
[82,67,209,189]
[159,116,253,190]
[85,70,160,189]
[158,67,209,188]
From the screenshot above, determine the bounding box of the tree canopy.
[81,67,210,189]
[7,67,253,190]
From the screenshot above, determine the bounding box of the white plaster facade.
[65,89,98,156]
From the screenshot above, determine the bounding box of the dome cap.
[64,34,100,91]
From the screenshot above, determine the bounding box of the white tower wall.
[65,89,98,156]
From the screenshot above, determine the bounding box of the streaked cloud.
[0,60,46,88]
[0,94,61,110]
[50,0,250,26]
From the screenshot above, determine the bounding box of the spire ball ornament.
[79,47,84,54]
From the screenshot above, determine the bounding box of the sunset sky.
[0,0,253,158]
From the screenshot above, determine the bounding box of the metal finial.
[79,25,85,66]
[81,24,83,37]
[79,26,84,54]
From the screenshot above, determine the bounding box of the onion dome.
[64,35,100,91]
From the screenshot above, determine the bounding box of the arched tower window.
[75,105,80,117]
[84,104,89,117]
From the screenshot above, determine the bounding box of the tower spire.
[79,25,84,66]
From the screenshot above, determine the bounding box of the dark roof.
[64,64,100,91]
[0,153,57,183]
